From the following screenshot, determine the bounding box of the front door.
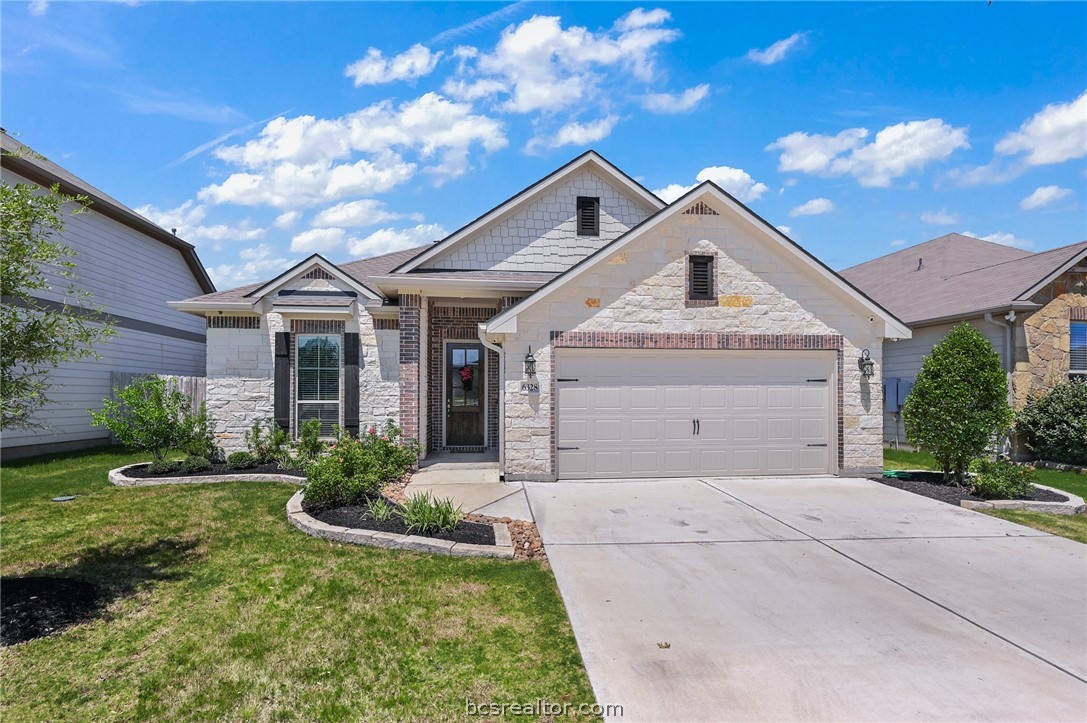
[446,343,484,447]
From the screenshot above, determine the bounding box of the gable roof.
[485,182,912,339]
[840,234,1087,325]
[1,132,215,294]
[390,150,665,274]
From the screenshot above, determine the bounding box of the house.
[840,233,1087,448]
[1,133,215,459]
[170,151,909,480]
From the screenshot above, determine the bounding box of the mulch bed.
[305,502,496,546]
[1,577,103,647]
[124,461,305,479]
[874,470,1068,507]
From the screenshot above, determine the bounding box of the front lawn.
[982,509,1087,544]
[1,447,594,721]
[882,447,1087,499]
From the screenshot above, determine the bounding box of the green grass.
[1,447,595,721]
[982,509,1087,544]
[882,447,1087,499]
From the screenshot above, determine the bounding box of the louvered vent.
[576,196,599,236]
[689,255,714,300]
[1071,321,1087,376]
[302,267,334,280]
[682,201,719,216]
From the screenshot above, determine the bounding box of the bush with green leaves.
[903,323,1013,485]
[367,496,398,522]
[969,458,1038,500]
[226,451,256,470]
[400,492,462,534]
[1016,381,1087,466]
[294,419,326,461]
[245,418,289,464]
[183,455,213,474]
[90,376,190,462]
[179,403,219,461]
[147,460,181,475]
[302,421,419,508]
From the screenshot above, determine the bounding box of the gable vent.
[302,267,334,280]
[689,255,714,300]
[682,201,719,216]
[576,196,600,236]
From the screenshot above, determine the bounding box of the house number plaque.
[520,382,540,395]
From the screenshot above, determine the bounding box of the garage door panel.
[699,418,727,441]
[630,418,659,442]
[799,448,828,472]
[766,387,794,408]
[663,387,693,409]
[799,386,827,408]
[664,418,693,441]
[594,387,623,410]
[734,387,760,408]
[799,418,826,440]
[629,387,658,409]
[560,387,589,410]
[766,418,794,440]
[594,419,623,442]
[766,448,796,472]
[630,450,659,474]
[733,449,762,474]
[700,387,727,409]
[733,418,761,441]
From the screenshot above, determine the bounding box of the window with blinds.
[296,334,341,436]
[689,255,714,300]
[576,196,599,236]
[1071,321,1086,378]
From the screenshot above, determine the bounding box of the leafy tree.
[903,323,1012,484]
[1016,382,1087,465]
[1,169,114,429]
[89,376,190,461]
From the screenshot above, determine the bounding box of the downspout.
[984,310,1018,457]
[477,324,504,476]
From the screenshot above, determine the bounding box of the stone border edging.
[1027,460,1087,475]
[286,491,515,559]
[109,463,306,487]
[960,484,1086,516]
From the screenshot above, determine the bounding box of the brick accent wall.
[426,302,500,451]
[373,318,400,330]
[290,319,345,334]
[398,294,421,442]
[207,315,260,329]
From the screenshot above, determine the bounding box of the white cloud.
[1020,185,1073,210]
[344,44,442,86]
[208,244,296,288]
[640,84,709,114]
[117,87,243,124]
[346,223,448,257]
[777,225,793,235]
[789,197,835,217]
[134,201,265,245]
[535,116,620,150]
[653,165,769,204]
[273,210,302,229]
[312,199,420,227]
[290,227,347,254]
[29,0,48,16]
[746,32,807,65]
[966,230,1035,250]
[767,119,969,187]
[921,209,959,225]
[995,91,1087,166]
[615,7,672,31]
[889,239,907,247]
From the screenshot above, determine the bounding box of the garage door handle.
[807,443,827,447]
[557,446,580,451]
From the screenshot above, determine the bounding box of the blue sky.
[3,1,1085,290]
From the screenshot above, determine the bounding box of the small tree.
[90,377,190,461]
[903,323,1012,484]
[1,169,115,429]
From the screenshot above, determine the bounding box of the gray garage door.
[556,349,834,479]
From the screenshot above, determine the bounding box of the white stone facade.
[424,170,653,272]
[500,208,885,480]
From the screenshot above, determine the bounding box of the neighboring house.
[841,233,1087,448]
[1,134,215,459]
[171,151,909,481]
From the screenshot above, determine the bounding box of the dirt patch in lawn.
[1,577,102,646]
[875,471,1069,506]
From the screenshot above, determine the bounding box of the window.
[576,196,599,236]
[296,334,340,436]
[688,255,714,301]
[1071,321,1087,379]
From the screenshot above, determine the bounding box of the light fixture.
[524,347,537,377]
[858,348,875,379]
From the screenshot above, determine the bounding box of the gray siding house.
[173,152,909,481]
[1,133,215,459]
[841,233,1087,448]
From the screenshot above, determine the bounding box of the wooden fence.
[107,372,207,443]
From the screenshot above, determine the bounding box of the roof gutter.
[167,300,258,315]
[907,302,1039,329]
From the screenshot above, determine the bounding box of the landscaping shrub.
[183,455,212,474]
[367,496,398,522]
[295,419,326,461]
[903,323,1012,485]
[401,492,462,534]
[969,458,1038,500]
[179,402,220,461]
[303,421,419,508]
[1016,382,1087,466]
[245,418,289,464]
[90,377,190,461]
[147,460,181,475]
[226,451,256,470]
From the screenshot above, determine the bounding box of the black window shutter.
[343,332,360,438]
[689,255,713,300]
[576,196,599,236]
[274,332,291,432]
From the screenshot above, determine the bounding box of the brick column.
[398,294,421,442]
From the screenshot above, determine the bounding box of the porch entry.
[445,342,485,447]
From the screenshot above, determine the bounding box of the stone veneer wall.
[501,207,883,480]
[426,302,500,452]
[1013,287,1087,408]
[424,170,653,272]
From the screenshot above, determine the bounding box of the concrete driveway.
[525,477,1087,722]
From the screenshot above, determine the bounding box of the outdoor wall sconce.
[524,347,537,377]
[858,348,875,379]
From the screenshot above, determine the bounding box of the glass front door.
[446,343,484,447]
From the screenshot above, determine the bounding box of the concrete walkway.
[404,451,532,520]
[526,476,1087,723]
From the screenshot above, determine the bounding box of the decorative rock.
[110,464,305,488]
[960,484,1086,516]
